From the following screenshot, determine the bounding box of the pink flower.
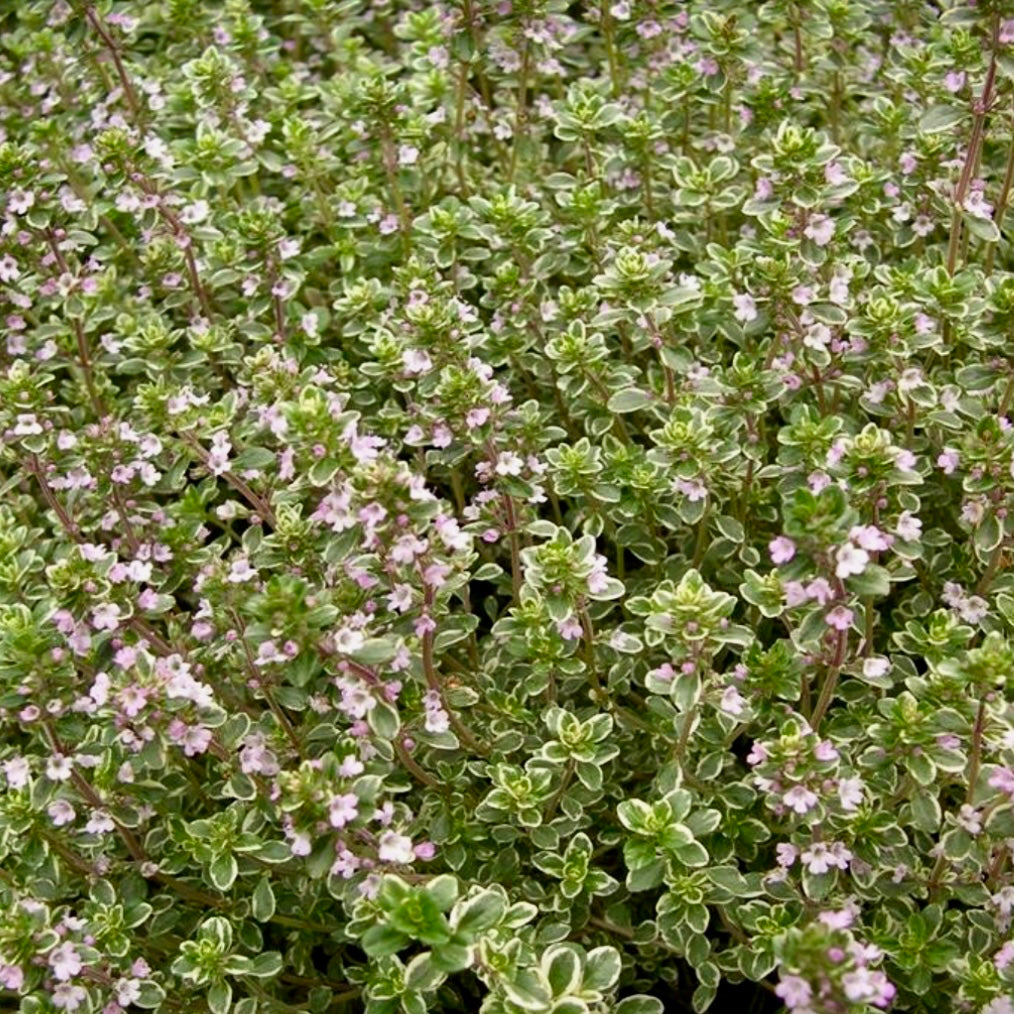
[402,348,432,374]
[769,536,796,565]
[813,740,838,762]
[52,984,88,1012]
[775,975,812,1009]
[720,686,747,715]
[776,843,798,867]
[944,70,966,92]
[0,964,24,990]
[803,214,835,246]
[937,447,959,474]
[378,830,415,864]
[835,543,869,579]
[48,799,77,827]
[49,941,82,981]
[825,605,854,631]
[227,557,257,583]
[849,524,890,552]
[86,811,116,834]
[91,603,123,631]
[808,471,832,493]
[825,163,851,187]
[819,906,856,930]
[989,766,1014,802]
[859,653,892,685]
[674,477,707,501]
[289,831,312,857]
[3,757,29,789]
[328,792,359,829]
[994,941,1014,971]
[587,555,610,593]
[239,734,280,776]
[557,616,583,640]
[841,968,895,1007]
[46,754,74,782]
[732,292,758,323]
[783,785,818,814]
[414,614,437,637]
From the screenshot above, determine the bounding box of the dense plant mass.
[5,1,1014,1012]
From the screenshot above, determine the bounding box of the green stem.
[578,601,606,707]
[544,759,575,823]
[508,36,530,181]
[600,0,620,96]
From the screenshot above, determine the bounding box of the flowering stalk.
[83,4,141,120]
[984,97,1014,276]
[946,11,1001,277]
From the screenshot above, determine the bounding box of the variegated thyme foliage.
[2,2,1014,1013]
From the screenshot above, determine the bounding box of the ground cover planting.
[2,1,1014,1012]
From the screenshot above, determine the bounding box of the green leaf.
[963,212,1000,243]
[542,944,583,997]
[367,699,401,740]
[207,980,232,1014]
[974,515,1003,557]
[454,889,507,936]
[909,789,942,832]
[502,969,553,1011]
[424,874,459,910]
[251,877,275,922]
[232,446,277,471]
[626,859,665,892]
[350,637,399,666]
[583,946,622,991]
[361,925,410,957]
[405,953,445,992]
[244,951,283,978]
[616,998,665,1014]
[919,105,965,133]
[845,564,890,598]
[617,799,653,834]
[209,853,238,891]
[607,388,654,414]
[673,841,709,867]
[706,866,752,897]
[692,983,717,1013]
[135,982,167,1009]
[429,942,473,973]
[200,917,233,951]
[256,841,293,863]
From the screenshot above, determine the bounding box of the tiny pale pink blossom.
[783,785,818,814]
[378,830,415,864]
[825,605,854,631]
[835,542,869,579]
[328,792,359,829]
[803,214,835,246]
[732,292,757,323]
[768,536,796,564]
